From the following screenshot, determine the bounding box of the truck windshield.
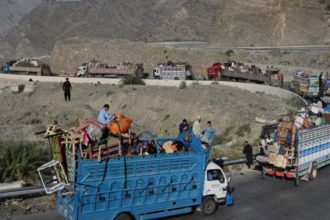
[207,169,225,183]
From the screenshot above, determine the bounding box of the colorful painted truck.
[153,63,193,80]
[258,123,330,186]
[290,70,319,98]
[38,129,233,220]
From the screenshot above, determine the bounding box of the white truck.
[76,63,144,78]
[153,63,193,80]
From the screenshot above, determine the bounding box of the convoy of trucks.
[38,129,233,220]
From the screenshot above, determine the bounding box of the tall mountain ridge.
[0,0,329,58]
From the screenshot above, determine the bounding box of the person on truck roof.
[202,121,216,144]
[192,116,202,138]
[97,104,115,126]
[179,119,189,133]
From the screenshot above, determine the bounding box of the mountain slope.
[0,0,328,58]
[0,0,41,39]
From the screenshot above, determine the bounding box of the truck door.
[204,168,227,200]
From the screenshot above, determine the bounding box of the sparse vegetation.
[225,49,234,57]
[214,126,234,144]
[120,76,145,86]
[211,81,219,85]
[319,0,330,10]
[122,104,127,109]
[236,123,251,137]
[179,81,186,89]
[66,118,80,128]
[162,114,171,121]
[0,141,49,183]
[28,118,42,124]
[14,84,25,94]
[106,91,113,96]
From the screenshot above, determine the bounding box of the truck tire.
[261,167,266,179]
[294,177,300,187]
[115,213,132,220]
[201,197,217,216]
[309,164,318,180]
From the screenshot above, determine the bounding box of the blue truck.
[38,131,233,220]
[258,123,330,186]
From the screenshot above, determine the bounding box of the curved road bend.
[11,166,330,220]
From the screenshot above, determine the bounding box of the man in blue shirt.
[202,121,216,144]
[97,104,115,125]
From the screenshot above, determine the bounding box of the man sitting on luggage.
[97,104,115,126]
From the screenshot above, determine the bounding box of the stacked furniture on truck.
[257,103,330,186]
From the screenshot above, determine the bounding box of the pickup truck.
[38,130,234,220]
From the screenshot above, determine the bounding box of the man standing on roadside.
[63,78,72,102]
[243,141,253,169]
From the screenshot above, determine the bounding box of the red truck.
[207,61,283,87]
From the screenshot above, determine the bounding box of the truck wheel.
[115,213,132,220]
[201,197,217,216]
[309,164,318,180]
[261,167,266,179]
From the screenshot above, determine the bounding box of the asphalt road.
[150,41,330,52]
[9,166,330,220]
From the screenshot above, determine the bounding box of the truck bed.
[221,71,268,83]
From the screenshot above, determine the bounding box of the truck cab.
[200,161,233,215]
[76,65,88,77]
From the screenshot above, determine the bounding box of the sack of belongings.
[275,154,287,168]
[107,113,132,135]
[268,152,278,165]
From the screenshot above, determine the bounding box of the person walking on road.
[243,141,253,169]
[63,78,72,102]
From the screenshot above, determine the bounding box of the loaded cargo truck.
[258,122,330,186]
[290,70,319,99]
[1,62,52,76]
[153,63,193,80]
[76,64,145,78]
[207,62,283,86]
[38,131,234,220]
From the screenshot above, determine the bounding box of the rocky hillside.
[49,38,330,76]
[0,78,295,147]
[0,0,329,58]
[0,0,41,39]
